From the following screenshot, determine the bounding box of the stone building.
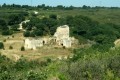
[54,25,72,48]
[24,38,44,50]
[54,25,69,40]
[24,25,74,50]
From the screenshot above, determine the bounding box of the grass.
[0,32,72,61]
[0,46,72,61]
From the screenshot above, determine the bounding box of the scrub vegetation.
[0,4,120,80]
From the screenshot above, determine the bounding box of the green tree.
[23,31,30,37]
[2,30,13,35]
[8,14,25,25]
[11,24,19,31]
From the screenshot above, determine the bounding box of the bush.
[11,24,19,31]
[47,58,52,63]
[9,45,13,50]
[27,71,47,80]
[0,42,4,49]
[14,58,29,71]
[58,74,68,80]
[3,39,6,42]
[23,31,30,37]
[2,30,13,35]
[30,32,35,37]
[21,46,25,51]
[0,71,14,80]
[49,14,57,19]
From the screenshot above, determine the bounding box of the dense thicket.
[0,47,120,80]
[0,54,49,80]
[58,48,120,80]
[0,11,28,35]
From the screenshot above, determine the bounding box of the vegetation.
[62,48,120,80]
[0,54,48,80]
[23,31,30,37]
[2,30,13,35]
[21,46,25,51]
[0,3,120,80]
[0,42,4,49]
[0,47,120,80]
[9,45,13,50]
[21,14,119,51]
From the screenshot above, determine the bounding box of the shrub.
[2,30,13,35]
[0,42,4,49]
[23,31,30,37]
[40,61,48,67]
[30,32,35,37]
[47,58,52,63]
[14,58,29,71]
[49,14,57,19]
[58,74,68,80]
[21,46,25,51]
[27,71,47,80]
[63,46,66,49]
[3,39,6,42]
[9,45,13,50]
[0,71,14,80]
[12,35,14,38]
[11,24,19,31]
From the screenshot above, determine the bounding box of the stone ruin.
[24,38,43,50]
[24,37,48,50]
[24,25,75,50]
[53,25,72,48]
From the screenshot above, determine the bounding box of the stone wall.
[24,38,43,50]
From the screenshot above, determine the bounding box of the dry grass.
[1,46,72,61]
[0,32,72,61]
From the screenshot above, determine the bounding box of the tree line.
[0,3,119,10]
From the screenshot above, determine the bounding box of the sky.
[0,0,120,7]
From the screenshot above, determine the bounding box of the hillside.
[35,9,120,25]
[0,7,120,80]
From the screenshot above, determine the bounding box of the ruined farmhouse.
[53,25,72,48]
[24,25,75,50]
